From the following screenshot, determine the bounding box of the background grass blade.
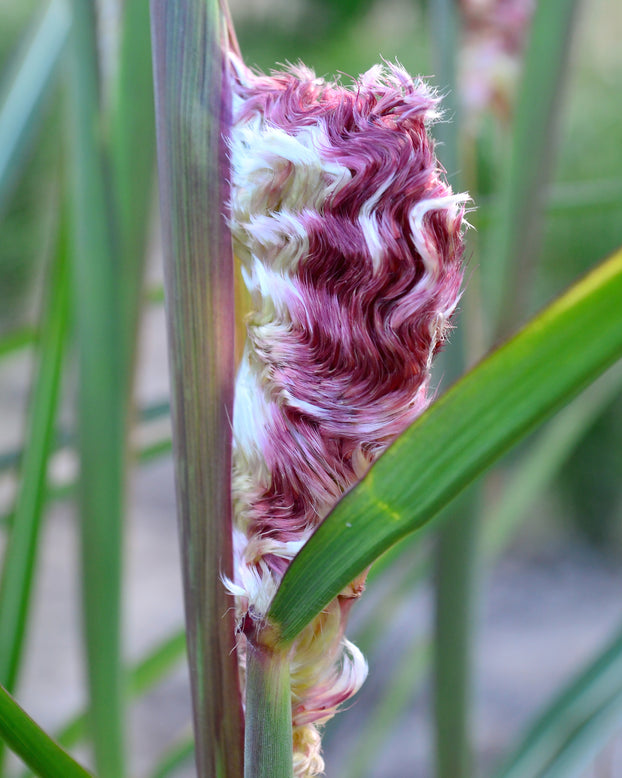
[483,361,622,558]
[538,693,622,778]
[109,0,156,385]
[268,247,622,644]
[0,685,93,778]
[150,1,244,775]
[492,621,622,778]
[482,0,579,336]
[434,492,479,778]
[0,0,70,215]
[67,1,126,775]
[0,209,69,694]
[428,4,479,776]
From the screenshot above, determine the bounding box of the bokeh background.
[1,0,622,776]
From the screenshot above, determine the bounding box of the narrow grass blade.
[492,622,622,778]
[67,1,126,775]
[483,0,579,336]
[269,248,622,643]
[0,0,70,214]
[434,493,479,778]
[333,375,622,778]
[0,210,69,693]
[150,1,244,775]
[483,361,622,558]
[538,693,622,778]
[0,685,93,778]
[109,0,156,383]
[429,5,478,776]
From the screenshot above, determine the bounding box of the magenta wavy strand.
[228,55,468,776]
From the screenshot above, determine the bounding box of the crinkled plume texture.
[227,54,467,777]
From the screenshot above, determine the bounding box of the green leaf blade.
[0,214,69,693]
[67,0,127,773]
[0,685,93,778]
[269,248,622,644]
[110,0,156,383]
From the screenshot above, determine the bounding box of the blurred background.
[1,0,622,776]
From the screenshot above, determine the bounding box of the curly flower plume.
[228,54,468,776]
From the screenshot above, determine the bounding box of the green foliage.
[0,210,69,695]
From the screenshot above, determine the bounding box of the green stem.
[150,0,244,775]
[244,638,293,778]
[433,492,479,778]
[429,4,479,778]
[110,0,156,388]
[67,1,127,775]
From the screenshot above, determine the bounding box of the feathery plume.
[228,54,468,776]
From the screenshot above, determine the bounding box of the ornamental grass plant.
[1,1,622,777]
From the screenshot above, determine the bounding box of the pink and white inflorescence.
[227,55,468,776]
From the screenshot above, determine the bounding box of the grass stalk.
[433,493,479,778]
[110,0,156,387]
[150,1,244,775]
[67,1,127,775]
[429,4,480,777]
[244,639,293,778]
